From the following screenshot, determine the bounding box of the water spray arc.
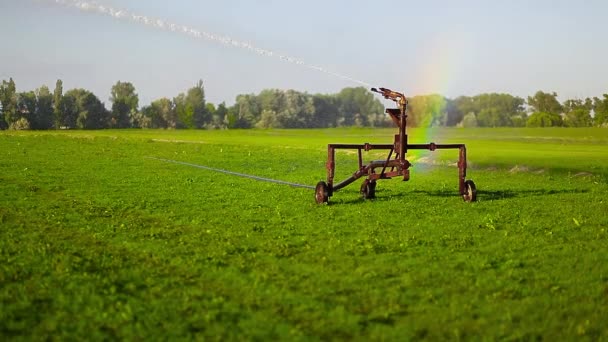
[49,0,372,87]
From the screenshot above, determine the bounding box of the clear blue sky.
[1,0,607,107]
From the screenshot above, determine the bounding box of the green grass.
[1,128,607,340]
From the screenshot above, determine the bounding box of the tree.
[444,98,464,127]
[205,103,222,128]
[110,81,138,128]
[78,92,109,129]
[231,94,260,128]
[188,80,208,128]
[526,112,563,127]
[211,102,228,129]
[510,113,528,127]
[142,98,175,128]
[32,85,54,129]
[452,96,476,126]
[255,109,280,128]
[447,93,525,127]
[527,91,562,114]
[407,94,447,127]
[10,118,30,130]
[472,93,524,127]
[312,94,339,128]
[335,87,383,127]
[60,92,79,129]
[254,89,287,128]
[460,112,478,127]
[0,78,18,129]
[65,89,109,129]
[563,98,592,113]
[173,80,208,128]
[173,93,190,128]
[477,108,505,127]
[276,90,315,128]
[564,109,592,127]
[16,91,36,128]
[562,98,593,127]
[53,79,63,129]
[592,94,608,127]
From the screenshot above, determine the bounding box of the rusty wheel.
[462,180,477,202]
[315,181,329,204]
[360,179,376,200]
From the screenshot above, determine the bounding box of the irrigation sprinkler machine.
[314,87,477,204]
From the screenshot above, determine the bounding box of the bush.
[9,117,30,130]
[458,112,478,128]
[526,112,563,127]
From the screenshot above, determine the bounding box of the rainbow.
[402,31,472,167]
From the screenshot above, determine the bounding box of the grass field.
[1,127,607,340]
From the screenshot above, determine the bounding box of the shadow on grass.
[412,188,590,201]
[329,188,590,204]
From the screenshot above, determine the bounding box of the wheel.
[462,180,477,202]
[360,179,376,199]
[315,181,330,204]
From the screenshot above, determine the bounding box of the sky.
[1,0,607,107]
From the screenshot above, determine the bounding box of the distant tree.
[9,117,30,130]
[592,94,608,127]
[336,87,383,127]
[111,100,131,128]
[64,89,89,127]
[255,109,280,128]
[110,81,138,128]
[564,109,592,127]
[142,98,175,128]
[473,93,524,127]
[562,98,593,127]
[527,91,562,115]
[477,108,505,127]
[205,103,216,116]
[173,80,208,129]
[173,93,189,128]
[173,80,207,128]
[452,96,476,125]
[447,93,524,127]
[205,103,220,128]
[312,94,339,127]
[563,98,593,113]
[509,113,528,127]
[129,110,150,129]
[64,89,109,129]
[53,79,64,129]
[78,92,109,129]
[16,91,37,128]
[213,102,228,129]
[459,112,478,127]
[60,92,79,128]
[444,98,464,126]
[188,80,208,128]
[526,112,563,127]
[231,94,260,128]
[257,89,283,115]
[32,85,54,129]
[0,78,18,129]
[277,90,315,128]
[408,94,447,127]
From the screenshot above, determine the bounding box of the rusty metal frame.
[316,87,475,203]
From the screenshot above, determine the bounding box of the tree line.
[1,77,607,130]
